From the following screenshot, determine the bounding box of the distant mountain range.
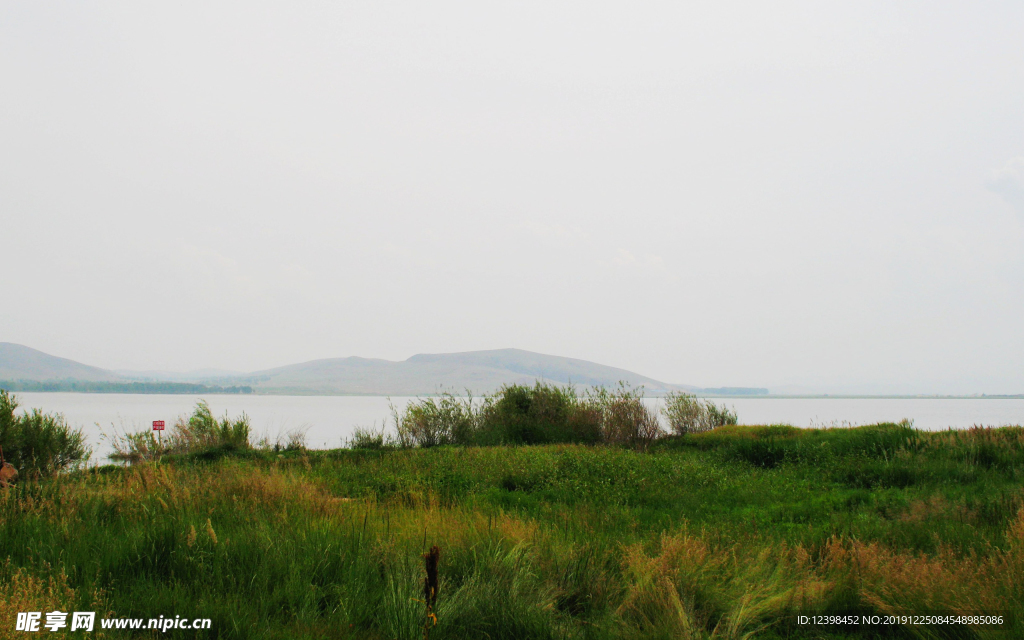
[0,342,768,396]
[242,350,687,395]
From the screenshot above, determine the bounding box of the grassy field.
[1,423,1022,639]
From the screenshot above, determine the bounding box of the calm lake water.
[11,392,1024,461]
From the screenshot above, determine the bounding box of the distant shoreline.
[725,394,1024,400]
[0,381,253,394]
[3,385,1021,400]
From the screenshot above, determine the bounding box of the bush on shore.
[395,392,477,448]
[347,424,396,450]
[110,400,252,462]
[591,384,663,449]
[477,383,602,446]
[363,382,667,450]
[661,391,737,435]
[0,390,90,478]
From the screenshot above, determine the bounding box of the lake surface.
[11,392,1024,461]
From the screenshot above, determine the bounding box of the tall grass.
[347,423,397,450]
[6,388,1023,639]
[2,424,1022,639]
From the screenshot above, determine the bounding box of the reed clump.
[591,384,663,449]
[376,382,665,449]
[661,391,738,435]
[396,392,477,448]
[109,400,252,462]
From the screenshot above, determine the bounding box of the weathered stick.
[422,545,440,639]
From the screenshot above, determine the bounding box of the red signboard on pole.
[153,420,165,431]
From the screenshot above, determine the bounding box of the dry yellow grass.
[617,534,828,639]
[0,561,111,640]
[827,507,1024,627]
[612,509,1024,639]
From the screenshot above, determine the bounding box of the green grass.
[2,423,1022,639]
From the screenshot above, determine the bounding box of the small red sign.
[152,420,165,431]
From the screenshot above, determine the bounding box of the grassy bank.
[1,423,1022,639]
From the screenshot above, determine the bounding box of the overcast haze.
[2,2,1023,394]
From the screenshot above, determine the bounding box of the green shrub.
[477,383,598,445]
[0,389,90,477]
[394,392,476,448]
[180,400,251,449]
[347,424,396,450]
[566,402,603,445]
[706,402,738,428]
[393,383,665,448]
[592,384,663,449]
[661,391,737,435]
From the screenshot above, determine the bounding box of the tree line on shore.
[0,380,253,394]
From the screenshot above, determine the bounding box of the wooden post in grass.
[423,545,440,639]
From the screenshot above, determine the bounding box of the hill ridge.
[0,343,694,395]
[0,342,124,382]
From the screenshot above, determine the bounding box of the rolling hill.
[0,343,123,382]
[1,343,760,396]
[243,348,688,395]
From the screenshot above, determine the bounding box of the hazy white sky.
[2,1,1022,393]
